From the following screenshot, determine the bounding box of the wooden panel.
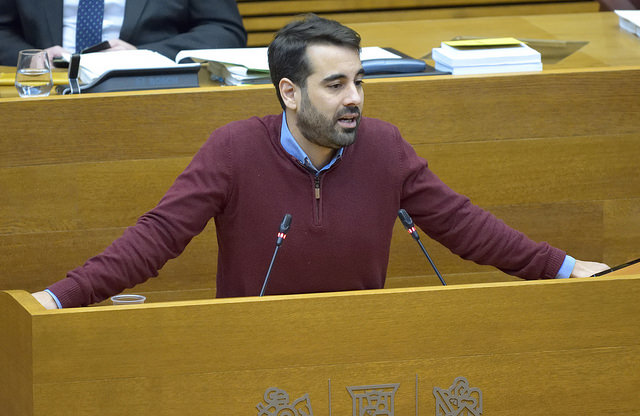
[420,134,640,206]
[2,68,638,168]
[0,291,33,416]
[0,226,217,293]
[239,0,598,47]
[365,72,640,145]
[2,275,635,415]
[604,199,640,266]
[2,134,637,232]
[27,347,640,415]
[236,0,595,15]
[385,270,516,287]
[0,158,187,234]
[0,87,280,168]
[243,2,598,32]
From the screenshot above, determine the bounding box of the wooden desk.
[1,275,639,415]
[1,13,639,300]
[352,11,640,68]
[238,0,598,46]
[0,12,634,98]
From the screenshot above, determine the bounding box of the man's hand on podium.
[571,260,610,278]
[32,291,58,310]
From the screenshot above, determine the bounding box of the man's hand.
[44,45,71,64]
[32,291,59,310]
[570,260,610,278]
[105,39,137,52]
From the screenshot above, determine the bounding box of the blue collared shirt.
[280,112,343,174]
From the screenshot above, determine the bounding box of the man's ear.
[279,78,298,110]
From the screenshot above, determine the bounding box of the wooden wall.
[236,0,599,46]
[1,67,638,302]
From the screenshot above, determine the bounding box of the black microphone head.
[397,209,414,229]
[279,213,292,233]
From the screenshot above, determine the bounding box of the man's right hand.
[32,291,58,309]
[43,45,71,65]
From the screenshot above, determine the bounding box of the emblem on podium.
[347,383,400,416]
[256,387,313,416]
[433,377,482,416]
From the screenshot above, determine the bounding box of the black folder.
[58,64,200,94]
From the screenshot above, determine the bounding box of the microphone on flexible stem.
[397,209,447,286]
[259,213,292,296]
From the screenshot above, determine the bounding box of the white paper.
[615,10,640,36]
[432,42,541,67]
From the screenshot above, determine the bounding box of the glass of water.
[111,294,147,305]
[15,49,53,97]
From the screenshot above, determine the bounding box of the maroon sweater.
[49,115,565,307]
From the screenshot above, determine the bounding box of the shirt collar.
[280,112,343,174]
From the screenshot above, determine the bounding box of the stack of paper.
[176,48,270,85]
[615,10,640,37]
[431,38,542,75]
[175,46,407,85]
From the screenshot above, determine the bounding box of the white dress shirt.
[62,0,126,51]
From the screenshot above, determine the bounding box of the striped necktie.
[75,0,105,53]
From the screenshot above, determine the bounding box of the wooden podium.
[2,274,639,415]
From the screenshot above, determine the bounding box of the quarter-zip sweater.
[49,115,566,307]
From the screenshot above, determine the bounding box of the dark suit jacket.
[0,0,247,65]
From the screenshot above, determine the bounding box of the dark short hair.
[268,14,361,109]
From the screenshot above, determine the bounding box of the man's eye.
[328,83,342,89]
[355,79,364,87]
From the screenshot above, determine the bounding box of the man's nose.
[343,83,363,106]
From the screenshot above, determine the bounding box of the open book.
[61,49,199,85]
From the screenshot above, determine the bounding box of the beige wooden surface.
[1,274,639,415]
[1,13,639,301]
[352,11,640,67]
[608,259,640,276]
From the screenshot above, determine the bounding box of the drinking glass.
[15,49,53,97]
[111,294,147,305]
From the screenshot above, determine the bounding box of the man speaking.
[32,15,608,309]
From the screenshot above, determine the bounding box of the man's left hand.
[571,260,610,278]
[104,39,137,52]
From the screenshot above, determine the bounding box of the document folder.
[58,64,200,94]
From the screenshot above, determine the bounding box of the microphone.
[259,214,292,296]
[397,209,447,286]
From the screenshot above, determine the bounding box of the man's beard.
[295,90,361,150]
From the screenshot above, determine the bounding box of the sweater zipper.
[314,175,321,225]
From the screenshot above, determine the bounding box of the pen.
[81,40,111,54]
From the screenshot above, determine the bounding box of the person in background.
[0,0,247,65]
[31,14,609,309]
[597,0,640,10]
